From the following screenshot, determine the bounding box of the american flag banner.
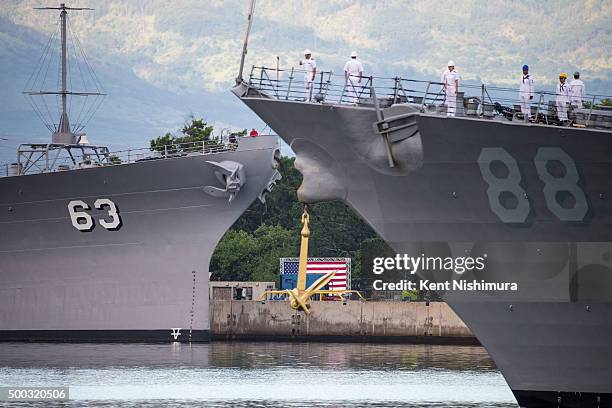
[280,258,351,290]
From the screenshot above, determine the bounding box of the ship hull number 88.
[477,146,589,223]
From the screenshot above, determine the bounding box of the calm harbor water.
[0,342,518,407]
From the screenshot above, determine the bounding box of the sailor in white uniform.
[442,61,460,116]
[518,64,534,118]
[343,51,364,104]
[556,73,571,122]
[299,49,316,102]
[569,71,586,109]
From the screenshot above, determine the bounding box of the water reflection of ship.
[207,342,496,372]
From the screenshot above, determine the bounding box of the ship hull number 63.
[68,199,122,231]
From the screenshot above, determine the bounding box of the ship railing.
[0,139,238,178]
[247,66,612,129]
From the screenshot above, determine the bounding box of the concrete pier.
[211,300,477,344]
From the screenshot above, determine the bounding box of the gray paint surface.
[0,136,279,342]
[235,84,612,394]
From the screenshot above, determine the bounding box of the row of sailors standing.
[442,61,587,120]
[301,50,462,107]
[300,49,365,103]
[299,51,588,122]
[520,65,586,123]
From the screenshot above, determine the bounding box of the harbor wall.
[211,300,477,344]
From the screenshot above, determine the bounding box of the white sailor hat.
[447,60,455,67]
[350,51,357,57]
[304,49,312,55]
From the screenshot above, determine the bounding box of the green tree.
[150,117,220,155]
[232,156,304,232]
[210,229,259,282]
[401,290,419,301]
[360,237,395,293]
[250,225,299,282]
[584,98,612,109]
[210,224,299,283]
[181,117,214,141]
[150,132,174,154]
[108,154,122,165]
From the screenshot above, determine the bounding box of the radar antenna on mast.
[23,3,105,144]
[15,3,110,176]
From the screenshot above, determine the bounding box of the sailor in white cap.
[299,49,317,101]
[518,64,534,119]
[343,51,364,104]
[441,60,460,116]
[569,71,586,109]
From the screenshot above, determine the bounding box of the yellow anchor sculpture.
[261,205,364,314]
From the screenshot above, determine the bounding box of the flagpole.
[236,0,256,84]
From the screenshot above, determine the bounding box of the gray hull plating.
[0,136,279,342]
[236,88,612,401]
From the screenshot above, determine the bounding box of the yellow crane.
[260,205,364,314]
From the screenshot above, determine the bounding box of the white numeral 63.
[68,198,122,231]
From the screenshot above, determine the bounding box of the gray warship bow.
[0,3,281,343]
[232,2,612,404]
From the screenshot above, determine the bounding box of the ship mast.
[59,3,69,135]
[28,3,101,144]
[15,3,110,176]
